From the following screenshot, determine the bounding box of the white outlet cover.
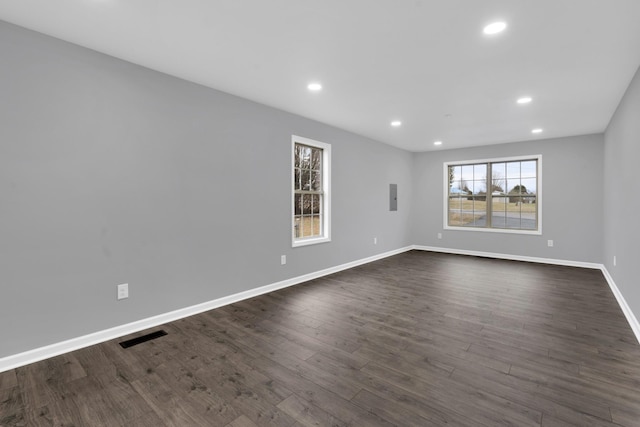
[281,255,286,265]
[117,283,129,300]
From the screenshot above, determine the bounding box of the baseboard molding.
[412,245,640,344]
[600,266,640,344]
[0,246,413,373]
[411,245,602,269]
[3,244,638,372]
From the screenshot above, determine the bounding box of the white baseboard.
[411,245,602,269]
[600,267,640,344]
[412,245,640,344]
[0,246,413,373]
[3,244,638,372]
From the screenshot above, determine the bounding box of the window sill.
[292,236,331,248]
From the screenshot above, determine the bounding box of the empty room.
[1,1,640,426]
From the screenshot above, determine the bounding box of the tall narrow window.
[444,155,541,234]
[292,136,331,246]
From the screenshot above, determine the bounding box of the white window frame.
[292,135,331,247]
[443,154,542,235]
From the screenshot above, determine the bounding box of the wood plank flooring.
[2,250,640,426]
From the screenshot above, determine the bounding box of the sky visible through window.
[450,160,537,195]
[447,159,539,231]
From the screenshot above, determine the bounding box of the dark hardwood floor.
[2,251,640,426]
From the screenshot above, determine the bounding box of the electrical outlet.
[373,237,377,245]
[281,255,286,265]
[547,240,554,247]
[437,233,442,240]
[117,283,129,300]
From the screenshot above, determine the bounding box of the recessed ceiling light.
[517,97,532,104]
[531,128,543,134]
[307,82,322,92]
[483,21,507,35]
[434,141,443,146]
[391,121,402,127]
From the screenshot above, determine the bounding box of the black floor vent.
[119,330,168,349]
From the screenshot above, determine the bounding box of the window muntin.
[292,136,331,246]
[445,156,541,234]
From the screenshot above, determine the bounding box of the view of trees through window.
[294,143,323,239]
[447,158,538,231]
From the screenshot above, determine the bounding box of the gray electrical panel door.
[390,184,397,211]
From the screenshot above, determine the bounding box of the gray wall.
[0,21,413,358]
[604,66,640,321]
[2,17,636,360]
[411,134,604,263]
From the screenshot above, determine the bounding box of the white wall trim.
[3,245,638,372]
[411,245,601,269]
[0,246,413,373]
[291,135,332,248]
[600,266,640,344]
[442,155,543,235]
[412,245,640,344]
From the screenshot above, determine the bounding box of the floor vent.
[119,330,168,349]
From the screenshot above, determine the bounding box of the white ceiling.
[1,0,640,152]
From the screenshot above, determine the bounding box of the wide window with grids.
[292,136,331,247]
[444,155,541,234]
